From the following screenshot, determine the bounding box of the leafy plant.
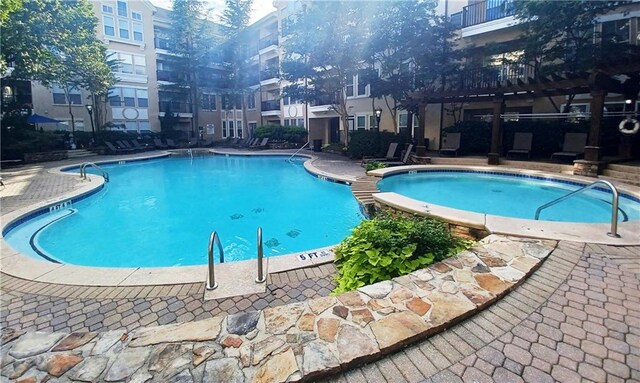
[347,130,411,159]
[333,212,472,293]
[254,124,307,143]
[365,161,386,172]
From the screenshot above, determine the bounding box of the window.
[52,84,81,105]
[357,73,368,97]
[229,121,235,137]
[248,122,257,132]
[132,23,143,42]
[345,76,354,97]
[236,121,242,138]
[139,121,150,131]
[247,94,255,109]
[356,115,366,130]
[119,53,133,73]
[136,89,148,107]
[133,55,146,75]
[398,112,419,132]
[102,4,114,14]
[117,0,127,17]
[109,87,148,108]
[131,11,142,20]
[222,121,227,138]
[118,19,129,39]
[201,94,216,110]
[602,19,630,44]
[103,16,115,36]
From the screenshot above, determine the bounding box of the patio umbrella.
[27,114,61,124]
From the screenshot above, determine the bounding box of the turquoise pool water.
[4,155,364,267]
[378,171,640,223]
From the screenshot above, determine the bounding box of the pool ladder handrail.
[534,179,620,238]
[80,162,109,183]
[287,141,310,162]
[206,231,224,290]
[206,227,266,291]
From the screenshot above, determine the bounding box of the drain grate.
[230,213,244,220]
[265,238,280,248]
[286,229,301,238]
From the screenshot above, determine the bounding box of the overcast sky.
[149,0,277,24]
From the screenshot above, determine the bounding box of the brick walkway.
[321,242,640,383]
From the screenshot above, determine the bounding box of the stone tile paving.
[0,265,337,334]
[320,241,640,383]
[0,235,556,382]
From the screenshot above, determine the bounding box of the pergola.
[407,63,640,174]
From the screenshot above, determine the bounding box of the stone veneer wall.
[1,235,556,382]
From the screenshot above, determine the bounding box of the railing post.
[256,227,266,283]
[608,185,620,238]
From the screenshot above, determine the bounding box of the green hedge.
[444,120,591,156]
[254,124,307,143]
[347,130,411,159]
[1,128,66,160]
[333,212,472,293]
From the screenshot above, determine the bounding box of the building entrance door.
[330,117,340,143]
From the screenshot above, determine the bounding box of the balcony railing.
[156,70,181,82]
[154,38,174,50]
[159,101,193,114]
[452,64,536,90]
[261,100,280,111]
[259,33,278,50]
[309,94,339,107]
[452,0,515,28]
[260,67,279,81]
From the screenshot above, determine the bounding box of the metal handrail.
[80,162,109,182]
[206,231,224,290]
[287,141,310,162]
[534,180,620,238]
[256,227,266,283]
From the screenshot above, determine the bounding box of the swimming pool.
[3,155,364,267]
[377,170,640,223]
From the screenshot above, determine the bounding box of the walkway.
[322,241,639,383]
[1,150,639,382]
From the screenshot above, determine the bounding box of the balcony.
[260,67,279,86]
[261,100,280,111]
[259,33,278,51]
[452,65,536,91]
[157,70,181,82]
[451,0,515,28]
[158,101,193,117]
[154,37,174,51]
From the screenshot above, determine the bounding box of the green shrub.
[333,212,472,293]
[254,124,307,143]
[365,161,386,172]
[347,130,411,159]
[1,127,66,160]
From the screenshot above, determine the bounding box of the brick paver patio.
[1,150,639,382]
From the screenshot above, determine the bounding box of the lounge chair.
[551,133,587,162]
[362,143,399,167]
[234,138,250,148]
[154,138,168,149]
[440,133,461,156]
[165,138,178,149]
[117,140,141,152]
[105,141,134,154]
[380,144,414,167]
[131,139,149,151]
[507,132,533,159]
[250,138,269,150]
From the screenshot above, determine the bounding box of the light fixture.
[625,99,633,105]
[375,107,382,130]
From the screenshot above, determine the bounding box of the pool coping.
[369,165,640,245]
[0,150,355,287]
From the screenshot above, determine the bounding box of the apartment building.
[11,0,639,153]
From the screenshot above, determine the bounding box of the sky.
[149,0,277,24]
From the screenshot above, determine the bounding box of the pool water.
[4,156,364,267]
[378,171,640,223]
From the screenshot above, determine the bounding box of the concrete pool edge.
[0,151,347,287]
[369,165,640,245]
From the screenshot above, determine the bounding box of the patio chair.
[131,139,149,151]
[380,144,414,167]
[117,140,141,152]
[361,143,399,167]
[440,133,461,156]
[105,141,134,154]
[551,133,587,162]
[165,138,178,149]
[250,138,269,150]
[154,138,168,149]
[507,132,533,159]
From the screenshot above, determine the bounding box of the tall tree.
[220,0,253,138]
[512,1,634,111]
[2,0,115,140]
[165,0,216,141]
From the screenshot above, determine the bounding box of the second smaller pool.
[377,170,640,223]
